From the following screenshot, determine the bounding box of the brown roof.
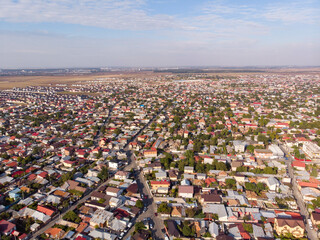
[127,183,138,194]
[201,194,222,203]
[276,218,305,229]
[76,222,88,233]
[91,191,108,199]
[167,220,181,237]
[169,170,178,178]
[130,206,140,215]
[54,190,70,198]
[106,187,120,193]
[79,205,94,215]
[231,161,243,168]
[178,185,194,194]
[217,234,235,240]
[67,180,79,189]
[312,212,320,221]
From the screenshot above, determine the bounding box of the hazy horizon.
[1,0,320,68]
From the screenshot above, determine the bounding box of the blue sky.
[0,0,320,68]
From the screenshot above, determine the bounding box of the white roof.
[203,204,227,219]
[0,176,13,184]
[91,209,113,225]
[208,222,219,237]
[31,211,51,223]
[89,230,117,240]
[252,224,265,238]
[109,218,127,231]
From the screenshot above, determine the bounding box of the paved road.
[31,102,167,240]
[122,155,165,240]
[121,105,167,240]
[93,101,118,143]
[278,143,318,240]
[31,158,138,240]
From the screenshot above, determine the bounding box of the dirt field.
[0,74,116,89]
[0,68,319,90]
[0,71,172,89]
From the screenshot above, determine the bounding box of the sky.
[0,0,320,68]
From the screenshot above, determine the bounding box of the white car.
[308,219,313,229]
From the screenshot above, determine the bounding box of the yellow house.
[274,218,305,238]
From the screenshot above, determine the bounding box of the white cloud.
[1,0,320,67]
[0,0,181,30]
[263,5,320,25]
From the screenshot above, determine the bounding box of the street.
[121,152,165,240]
[278,143,318,240]
[30,102,167,240]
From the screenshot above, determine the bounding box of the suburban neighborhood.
[0,72,320,240]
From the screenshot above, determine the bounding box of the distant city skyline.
[1,0,320,68]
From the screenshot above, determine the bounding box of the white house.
[106,187,121,197]
[178,186,194,198]
[203,204,228,221]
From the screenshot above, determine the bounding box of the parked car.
[308,219,313,229]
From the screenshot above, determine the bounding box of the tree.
[114,128,122,135]
[242,223,253,233]
[182,223,192,237]
[135,200,144,209]
[225,178,236,189]
[246,145,255,154]
[98,167,109,181]
[311,167,318,177]
[63,210,81,223]
[157,202,172,214]
[185,208,195,218]
[135,221,146,232]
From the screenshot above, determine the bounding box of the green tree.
[135,200,144,209]
[135,221,146,232]
[98,167,109,181]
[63,210,81,223]
[225,178,236,189]
[185,208,195,218]
[182,223,192,237]
[311,168,318,177]
[157,202,172,214]
[246,145,255,154]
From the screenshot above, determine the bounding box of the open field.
[0,68,319,89]
[0,73,119,89]
[0,71,174,89]
[56,91,101,96]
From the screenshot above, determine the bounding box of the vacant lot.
[0,74,115,89]
[1,68,319,90]
[0,71,171,89]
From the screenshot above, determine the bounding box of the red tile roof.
[0,220,16,234]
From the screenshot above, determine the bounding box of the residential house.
[254,149,273,159]
[0,220,16,236]
[45,227,65,239]
[178,185,194,198]
[106,187,121,197]
[90,209,113,228]
[144,149,157,158]
[115,171,130,180]
[203,204,228,221]
[184,166,194,174]
[274,218,305,238]
[311,211,320,229]
[150,180,170,191]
